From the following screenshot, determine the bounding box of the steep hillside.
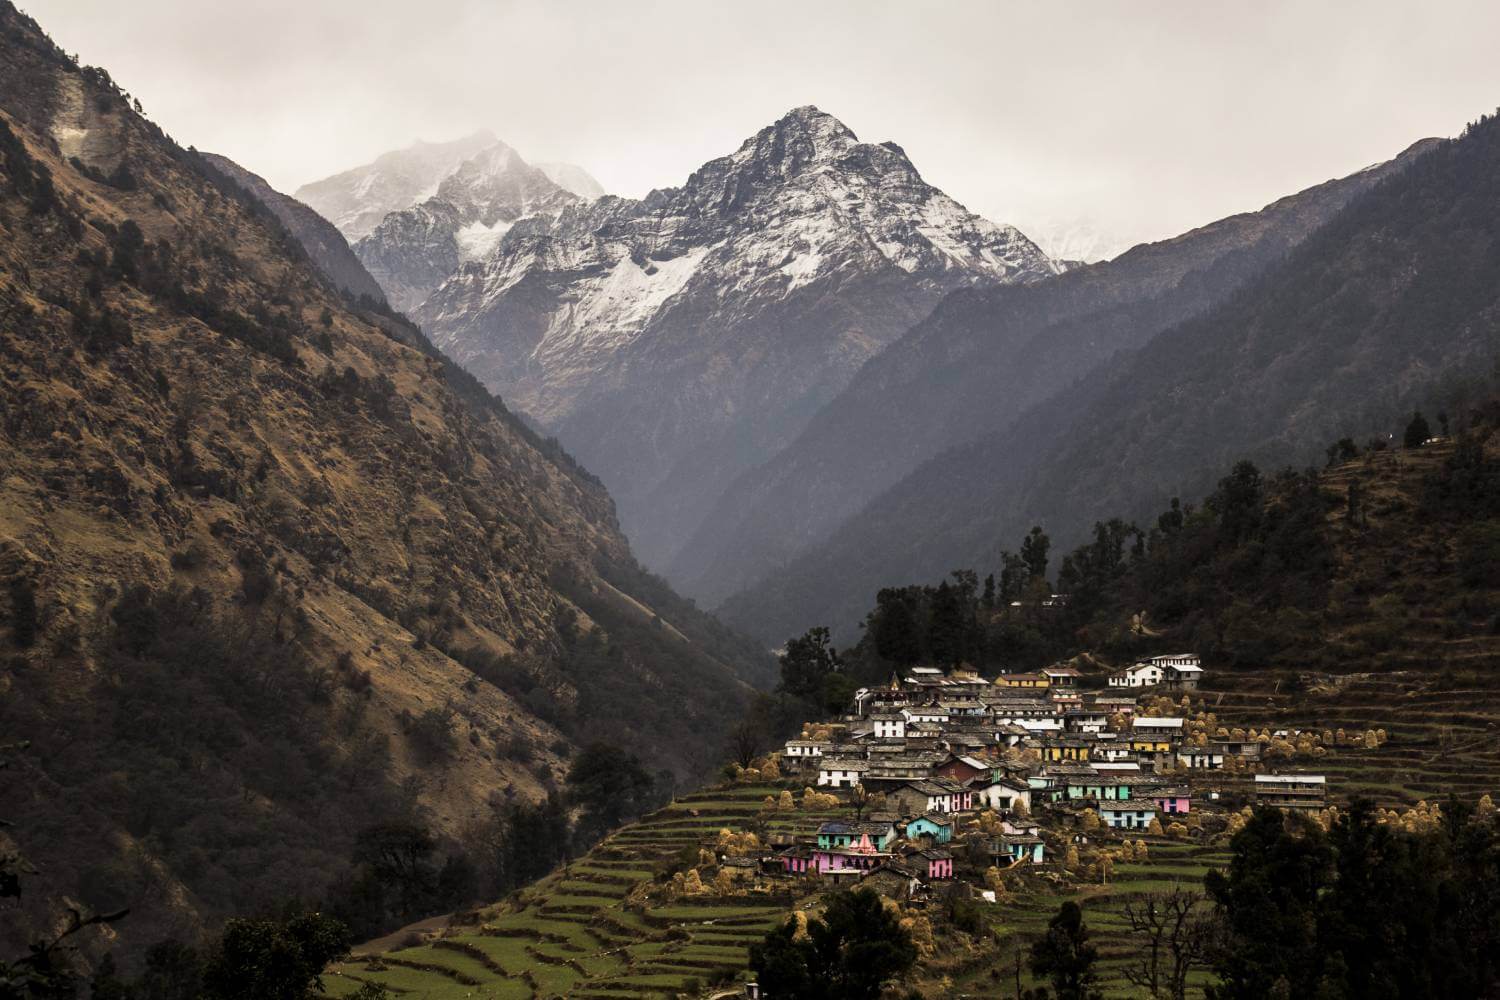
[677,142,1435,607]
[723,113,1497,645]
[198,151,388,304]
[0,3,767,964]
[832,408,1500,678]
[415,106,1060,572]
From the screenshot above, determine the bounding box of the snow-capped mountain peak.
[411,107,1061,574]
[295,130,501,241]
[321,135,584,314]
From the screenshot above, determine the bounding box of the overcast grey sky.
[21,0,1500,253]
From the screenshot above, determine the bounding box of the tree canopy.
[748,888,917,1000]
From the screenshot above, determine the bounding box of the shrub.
[9,578,38,649]
[405,707,457,762]
[1458,522,1500,588]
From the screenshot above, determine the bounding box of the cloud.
[23,0,1500,251]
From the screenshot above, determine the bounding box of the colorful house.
[995,672,1049,689]
[1099,800,1159,830]
[934,754,990,782]
[810,845,893,874]
[1151,787,1191,815]
[1064,776,1137,802]
[907,848,953,879]
[904,814,955,844]
[779,845,814,874]
[1041,738,1093,762]
[816,821,898,851]
[990,834,1045,866]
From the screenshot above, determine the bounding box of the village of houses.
[708,654,1371,904]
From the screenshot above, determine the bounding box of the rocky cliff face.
[680,141,1439,613]
[0,1,765,962]
[416,106,1060,570]
[352,141,580,314]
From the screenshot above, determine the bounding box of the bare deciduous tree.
[1121,885,1209,1000]
[726,719,762,769]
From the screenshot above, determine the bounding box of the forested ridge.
[723,110,1500,649]
[0,0,768,976]
[793,382,1500,694]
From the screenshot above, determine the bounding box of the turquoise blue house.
[904,814,955,844]
[817,821,897,851]
[1064,778,1136,801]
[991,834,1045,865]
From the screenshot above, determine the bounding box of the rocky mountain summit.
[416,105,1060,569]
[294,129,500,241]
[351,140,581,313]
[676,141,1440,613]
[297,134,603,314]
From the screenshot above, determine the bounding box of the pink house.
[909,848,953,879]
[781,847,813,874]
[811,842,893,874]
[1151,788,1191,815]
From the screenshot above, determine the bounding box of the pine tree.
[1404,410,1432,448]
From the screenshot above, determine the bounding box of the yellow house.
[995,673,1049,689]
[1042,741,1092,762]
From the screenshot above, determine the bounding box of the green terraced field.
[323,783,797,998]
[326,670,1500,998]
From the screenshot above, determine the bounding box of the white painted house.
[817,759,869,788]
[1099,800,1159,829]
[1109,662,1164,688]
[902,705,949,725]
[870,714,907,740]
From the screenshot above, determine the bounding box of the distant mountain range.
[307,107,1495,658]
[719,118,1500,645]
[410,106,1060,571]
[679,140,1436,617]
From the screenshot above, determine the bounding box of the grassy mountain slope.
[722,112,1499,646]
[198,151,388,305]
[0,2,767,963]
[672,142,1436,607]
